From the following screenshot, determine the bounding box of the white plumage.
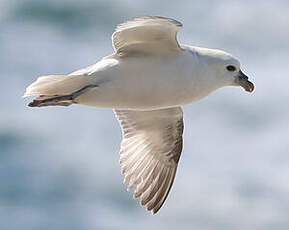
[24,16,254,213]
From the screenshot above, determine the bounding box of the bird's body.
[72,46,225,110]
[24,16,254,214]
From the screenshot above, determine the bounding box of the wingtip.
[152,209,158,215]
[28,100,38,107]
[147,205,159,215]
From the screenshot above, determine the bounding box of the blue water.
[1,0,289,229]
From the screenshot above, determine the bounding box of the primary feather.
[114,108,183,213]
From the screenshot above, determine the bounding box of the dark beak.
[235,70,254,93]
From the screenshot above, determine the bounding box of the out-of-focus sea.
[1,0,289,229]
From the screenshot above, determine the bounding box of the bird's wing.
[112,16,183,56]
[114,107,183,214]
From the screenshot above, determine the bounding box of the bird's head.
[197,48,254,93]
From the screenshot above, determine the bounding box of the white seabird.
[24,16,254,214]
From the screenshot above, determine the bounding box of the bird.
[24,16,254,214]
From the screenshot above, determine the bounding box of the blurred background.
[1,0,289,229]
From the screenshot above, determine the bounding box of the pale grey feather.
[112,16,183,55]
[114,107,183,214]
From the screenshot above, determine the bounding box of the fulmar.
[24,16,254,214]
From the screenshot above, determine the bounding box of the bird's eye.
[226,65,236,72]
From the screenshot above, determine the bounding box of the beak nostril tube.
[238,75,248,81]
[235,70,254,93]
[239,70,249,80]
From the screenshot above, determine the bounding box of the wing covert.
[112,16,183,55]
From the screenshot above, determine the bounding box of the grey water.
[1,0,289,229]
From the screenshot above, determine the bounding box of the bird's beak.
[235,70,254,93]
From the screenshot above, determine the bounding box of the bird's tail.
[24,74,97,107]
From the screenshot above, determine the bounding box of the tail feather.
[24,74,92,97]
[25,74,98,107]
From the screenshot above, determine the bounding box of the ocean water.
[1,0,289,229]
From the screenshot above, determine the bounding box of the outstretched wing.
[114,107,183,214]
[112,16,183,55]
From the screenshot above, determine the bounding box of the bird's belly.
[75,56,208,109]
[76,77,202,110]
